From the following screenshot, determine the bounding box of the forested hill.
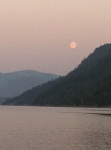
[0,70,58,98]
[3,43,111,106]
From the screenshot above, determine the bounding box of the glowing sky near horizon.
[0,0,111,75]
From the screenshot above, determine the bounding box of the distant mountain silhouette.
[3,43,111,106]
[0,97,7,104]
[0,70,58,99]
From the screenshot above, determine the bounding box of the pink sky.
[0,0,111,75]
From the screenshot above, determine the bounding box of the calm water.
[0,106,111,150]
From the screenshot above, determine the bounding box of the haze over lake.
[0,106,111,150]
[1,1,111,149]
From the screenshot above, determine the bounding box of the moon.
[70,42,77,49]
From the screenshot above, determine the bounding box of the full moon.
[70,42,77,49]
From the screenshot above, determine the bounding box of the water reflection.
[0,106,110,150]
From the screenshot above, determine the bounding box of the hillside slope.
[0,70,58,97]
[3,44,111,106]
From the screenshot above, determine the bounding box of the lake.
[0,106,111,150]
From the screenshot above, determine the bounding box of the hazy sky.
[0,0,111,75]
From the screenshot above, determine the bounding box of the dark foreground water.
[0,106,111,150]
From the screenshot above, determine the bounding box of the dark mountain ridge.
[3,43,111,106]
